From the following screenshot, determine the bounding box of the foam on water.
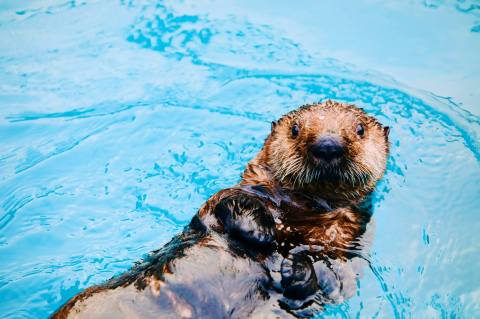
[0,1,479,318]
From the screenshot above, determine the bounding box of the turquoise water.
[1,1,479,318]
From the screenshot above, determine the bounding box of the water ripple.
[0,1,478,318]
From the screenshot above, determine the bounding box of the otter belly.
[61,285,168,319]
[59,233,270,319]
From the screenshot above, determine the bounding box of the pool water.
[0,1,479,318]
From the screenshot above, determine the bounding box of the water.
[0,1,479,318]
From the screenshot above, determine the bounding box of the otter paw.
[281,254,319,301]
[214,194,275,246]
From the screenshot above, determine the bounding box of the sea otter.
[51,101,389,318]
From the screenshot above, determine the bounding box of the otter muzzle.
[309,137,345,162]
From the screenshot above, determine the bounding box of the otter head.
[266,101,389,202]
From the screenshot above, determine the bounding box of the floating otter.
[51,101,389,318]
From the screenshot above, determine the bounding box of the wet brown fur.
[242,100,389,205]
[202,100,389,260]
[52,101,389,318]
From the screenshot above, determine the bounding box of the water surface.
[0,1,479,318]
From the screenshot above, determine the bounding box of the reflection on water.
[0,1,479,318]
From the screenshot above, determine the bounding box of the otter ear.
[271,121,277,131]
[383,126,390,137]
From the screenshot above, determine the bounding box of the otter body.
[52,101,389,318]
[53,227,275,318]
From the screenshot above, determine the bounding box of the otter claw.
[281,254,319,301]
[214,195,275,246]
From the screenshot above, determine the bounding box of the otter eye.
[356,124,365,136]
[291,124,299,138]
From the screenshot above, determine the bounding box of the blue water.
[1,1,479,318]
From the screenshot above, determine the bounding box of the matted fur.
[242,100,389,206]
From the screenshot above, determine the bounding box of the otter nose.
[310,137,345,162]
